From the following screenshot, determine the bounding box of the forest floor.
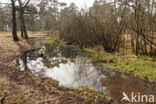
[0,32,112,104]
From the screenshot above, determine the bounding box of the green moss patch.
[84,47,156,80]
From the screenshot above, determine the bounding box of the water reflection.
[17,44,156,103]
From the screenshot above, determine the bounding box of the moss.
[84,47,156,80]
[110,57,156,80]
[62,86,112,104]
[44,38,68,47]
[44,39,55,43]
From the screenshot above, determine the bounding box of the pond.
[16,40,156,103]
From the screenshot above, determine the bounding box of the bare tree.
[11,0,19,41]
[18,0,30,39]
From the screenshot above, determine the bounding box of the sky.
[58,0,94,9]
[0,0,95,9]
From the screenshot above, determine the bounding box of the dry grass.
[0,74,61,104]
[0,31,44,59]
[48,30,60,40]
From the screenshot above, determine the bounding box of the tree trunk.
[18,0,29,39]
[19,11,24,38]
[131,34,135,53]
[20,24,24,38]
[11,0,19,41]
[136,34,139,56]
[21,10,29,39]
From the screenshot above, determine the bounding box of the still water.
[16,41,156,103]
